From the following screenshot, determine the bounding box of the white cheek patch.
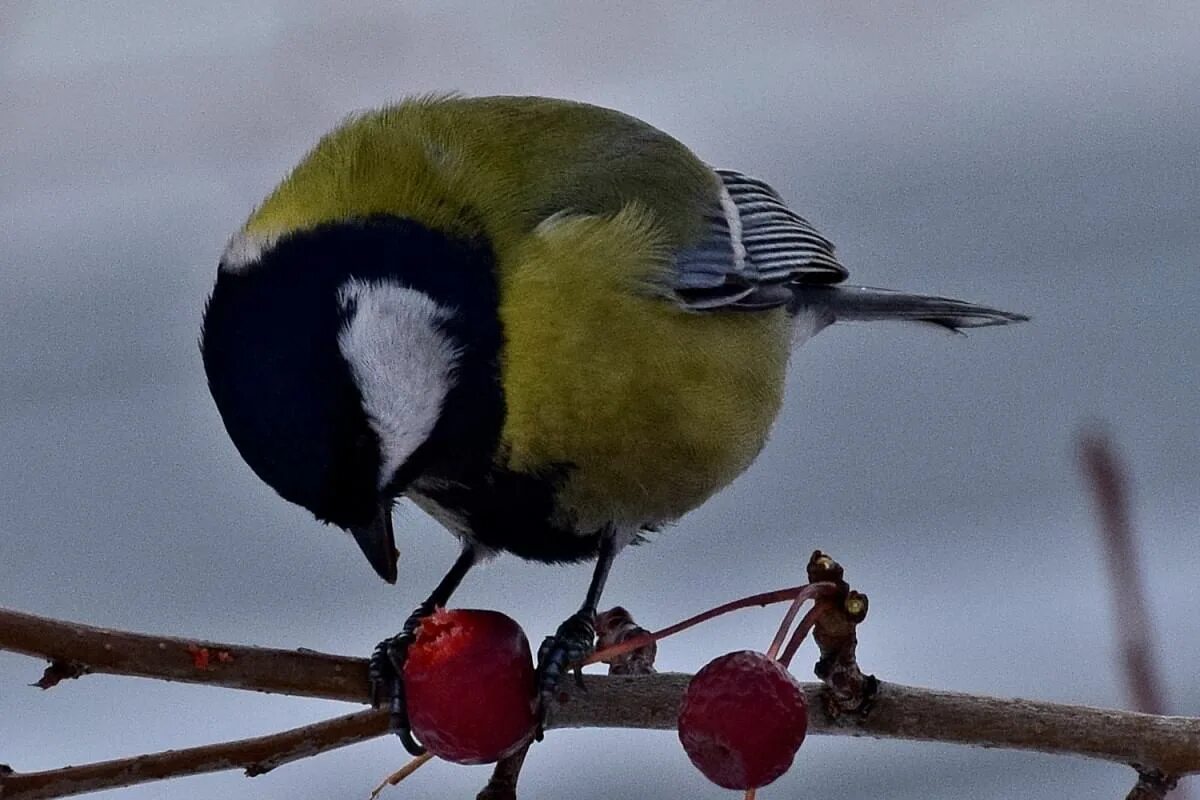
[336,279,461,489]
[220,230,280,273]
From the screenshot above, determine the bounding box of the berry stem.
[764,584,828,661]
[778,601,832,668]
[584,582,839,668]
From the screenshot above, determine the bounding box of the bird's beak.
[350,502,399,584]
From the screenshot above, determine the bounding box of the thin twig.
[0,709,387,800]
[370,752,435,799]
[1128,769,1181,800]
[1079,430,1169,715]
[1080,430,1189,799]
[476,743,531,800]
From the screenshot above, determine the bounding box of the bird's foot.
[534,610,596,736]
[369,600,437,756]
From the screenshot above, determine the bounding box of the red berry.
[404,608,538,764]
[677,650,808,790]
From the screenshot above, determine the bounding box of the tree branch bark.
[0,606,366,702]
[0,710,387,800]
[2,604,1199,800]
[1080,431,1170,717]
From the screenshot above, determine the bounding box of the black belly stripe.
[414,465,605,563]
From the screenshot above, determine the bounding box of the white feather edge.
[715,180,748,272]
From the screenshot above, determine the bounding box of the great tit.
[200,94,1025,751]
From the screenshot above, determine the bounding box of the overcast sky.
[2,3,1198,799]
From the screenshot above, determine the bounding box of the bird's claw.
[535,610,596,730]
[369,601,437,756]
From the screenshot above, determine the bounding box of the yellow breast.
[498,205,791,532]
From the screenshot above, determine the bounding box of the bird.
[199,93,1026,752]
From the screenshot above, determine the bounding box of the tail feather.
[790,285,1028,332]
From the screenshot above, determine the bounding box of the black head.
[200,215,502,581]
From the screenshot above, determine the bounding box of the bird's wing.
[671,169,848,310]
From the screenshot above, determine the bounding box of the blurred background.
[2,2,1197,798]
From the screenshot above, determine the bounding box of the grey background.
[2,2,1197,798]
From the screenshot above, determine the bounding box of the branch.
[3,604,1200,800]
[0,606,366,703]
[550,674,1200,774]
[0,710,387,800]
[1080,429,1191,800]
[1128,770,1181,800]
[1079,430,1169,715]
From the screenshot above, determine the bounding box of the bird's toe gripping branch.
[369,601,438,756]
[534,610,597,732]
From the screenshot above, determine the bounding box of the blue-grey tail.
[790,285,1029,332]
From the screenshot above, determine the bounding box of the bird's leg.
[535,533,622,724]
[369,545,477,755]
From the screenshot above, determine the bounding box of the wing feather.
[673,169,847,310]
